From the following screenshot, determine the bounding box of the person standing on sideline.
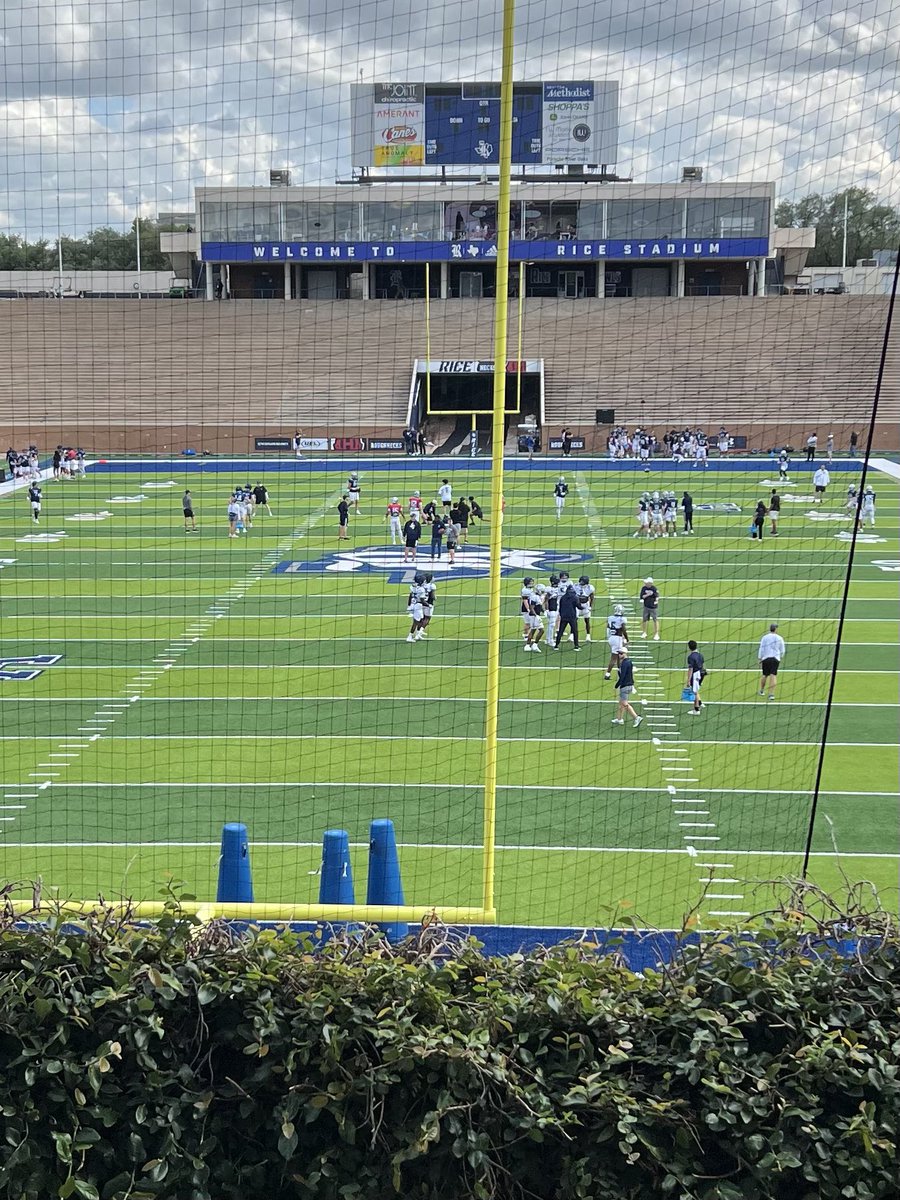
[553,476,568,519]
[757,623,786,700]
[806,432,818,462]
[826,432,835,462]
[337,495,350,540]
[686,640,705,714]
[681,490,694,534]
[417,429,427,456]
[524,432,535,460]
[750,499,766,540]
[561,428,573,457]
[812,463,830,503]
[849,430,858,457]
[768,489,781,536]
[639,577,660,640]
[182,489,196,531]
[611,651,643,728]
[402,515,422,562]
[292,430,304,459]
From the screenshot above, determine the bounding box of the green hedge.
[0,899,898,1200]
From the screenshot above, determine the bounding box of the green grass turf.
[0,458,896,927]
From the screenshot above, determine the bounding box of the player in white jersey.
[543,574,561,645]
[574,575,595,642]
[650,492,664,539]
[778,451,791,482]
[385,497,404,545]
[553,476,568,519]
[859,485,876,528]
[604,604,628,679]
[406,574,427,642]
[520,577,544,653]
[694,442,708,469]
[663,492,678,537]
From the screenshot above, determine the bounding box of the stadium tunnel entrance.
[415,358,543,418]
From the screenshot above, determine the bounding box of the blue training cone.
[367,818,408,942]
[216,822,254,903]
[319,829,356,906]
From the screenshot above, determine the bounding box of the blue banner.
[202,237,769,264]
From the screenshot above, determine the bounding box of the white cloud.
[0,0,896,233]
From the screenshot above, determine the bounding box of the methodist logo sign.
[202,238,769,264]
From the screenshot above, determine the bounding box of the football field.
[0,455,897,928]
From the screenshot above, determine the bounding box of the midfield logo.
[274,546,592,584]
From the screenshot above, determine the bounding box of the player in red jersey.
[385,497,404,544]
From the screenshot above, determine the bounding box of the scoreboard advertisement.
[350,81,619,168]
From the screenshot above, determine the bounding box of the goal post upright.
[480,0,516,922]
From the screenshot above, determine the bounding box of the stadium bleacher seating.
[0,297,896,450]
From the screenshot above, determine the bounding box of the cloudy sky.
[0,0,897,236]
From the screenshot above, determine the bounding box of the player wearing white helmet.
[859,484,876,528]
[604,603,629,679]
[553,476,568,519]
[385,496,404,544]
[408,489,423,522]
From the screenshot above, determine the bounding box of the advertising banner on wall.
[353,82,426,168]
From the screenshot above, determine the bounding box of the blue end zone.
[87,456,865,475]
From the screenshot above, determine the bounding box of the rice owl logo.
[273,546,592,584]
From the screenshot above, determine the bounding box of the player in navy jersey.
[573,575,595,642]
[553,476,568,519]
[28,482,42,523]
[544,574,560,645]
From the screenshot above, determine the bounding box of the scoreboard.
[350,81,618,168]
